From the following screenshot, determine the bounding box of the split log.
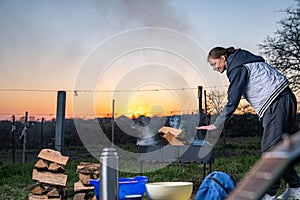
[28,194,61,200]
[74,181,94,192]
[76,162,100,175]
[159,126,185,145]
[34,159,48,170]
[32,169,68,187]
[79,174,90,185]
[31,184,46,195]
[47,188,60,197]
[91,174,98,180]
[159,126,183,137]
[73,193,86,200]
[38,149,69,166]
[28,194,48,200]
[48,163,65,173]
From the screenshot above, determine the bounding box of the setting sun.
[124,84,182,118]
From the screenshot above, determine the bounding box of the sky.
[0,0,296,121]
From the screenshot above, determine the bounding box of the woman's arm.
[198,66,248,130]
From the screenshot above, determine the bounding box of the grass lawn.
[0,136,299,199]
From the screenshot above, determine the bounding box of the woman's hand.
[196,124,217,131]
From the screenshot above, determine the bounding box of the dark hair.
[207,47,236,61]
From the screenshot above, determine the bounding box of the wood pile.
[159,126,185,145]
[29,149,69,200]
[73,162,100,200]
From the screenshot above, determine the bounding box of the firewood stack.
[73,162,100,200]
[29,149,69,200]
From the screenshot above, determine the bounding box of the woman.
[197,47,300,200]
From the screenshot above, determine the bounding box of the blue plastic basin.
[89,176,148,200]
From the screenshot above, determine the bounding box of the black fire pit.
[137,143,214,179]
[130,91,214,178]
[136,114,214,179]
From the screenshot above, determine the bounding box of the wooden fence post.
[55,91,66,153]
[22,111,28,163]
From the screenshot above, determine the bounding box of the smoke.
[0,0,191,84]
[91,0,190,32]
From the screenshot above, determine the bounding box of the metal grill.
[137,144,214,179]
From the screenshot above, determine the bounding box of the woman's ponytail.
[207,46,236,60]
[226,47,236,55]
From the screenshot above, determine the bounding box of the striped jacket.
[243,62,288,117]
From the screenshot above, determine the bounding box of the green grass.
[0,162,35,200]
[0,137,298,199]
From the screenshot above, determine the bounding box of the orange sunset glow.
[93,84,197,119]
[121,85,182,118]
[0,91,75,120]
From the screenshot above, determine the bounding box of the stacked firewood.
[29,149,69,200]
[73,162,100,200]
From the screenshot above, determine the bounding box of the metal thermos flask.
[100,147,119,200]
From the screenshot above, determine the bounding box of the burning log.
[159,126,182,137]
[163,131,185,146]
[159,126,186,145]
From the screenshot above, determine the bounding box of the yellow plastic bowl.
[146,182,193,200]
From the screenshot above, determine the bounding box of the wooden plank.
[76,162,100,175]
[28,194,61,200]
[28,194,48,200]
[163,132,185,146]
[74,181,94,192]
[38,149,69,166]
[159,126,182,137]
[32,169,68,187]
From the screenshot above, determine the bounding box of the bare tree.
[207,90,257,115]
[206,90,227,115]
[258,1,300,92]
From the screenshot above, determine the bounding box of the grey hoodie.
[213,49,289,128]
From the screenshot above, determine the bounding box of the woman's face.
[208,55,227,73]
